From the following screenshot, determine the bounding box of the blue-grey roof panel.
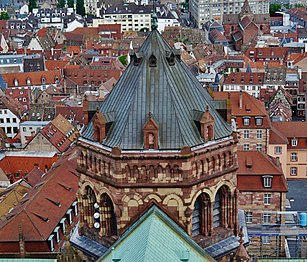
[82,30,232,149]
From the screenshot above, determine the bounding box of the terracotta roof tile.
[0,152,58,182]
[1,70,61,88]
[0,147,78,242]
[223,72,264,86]
[272,121,307,138]
[237,151,287,192]
[55,105,84,124]
[269,126,288,144]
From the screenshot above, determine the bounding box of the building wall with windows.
[97,4,152,32]
[0,109,20,138]
[272,122,307,179]
[237,150,287,258]
[189,0,269,28]
[213,91,271,153]
[20,121,50,146]
[267,144,287,176]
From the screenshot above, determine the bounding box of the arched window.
[100,194,117,237]
[86,187,96,228]
[148,133,155,149]
[207,125,214,141]
[213,190,221,228]
[94,126,100,142]
[213,186,232,229]
[212,156,215,172]
[149,53,157,67]
[192,193,211,237]
[223,152,227,168]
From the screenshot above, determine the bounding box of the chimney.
[83,95,89,125]
[239,90,243,109]
[226,92,232,124]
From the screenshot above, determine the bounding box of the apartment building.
[189,0,269,28]
[213,91,271,152]
[272,122,307,179]
[97,4,152,31]
[95,4,179,32]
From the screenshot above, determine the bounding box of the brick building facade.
[237,151,287,257]
[223,0,270,51]
[213,91,271,153]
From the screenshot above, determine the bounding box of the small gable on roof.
[143,112,159,150]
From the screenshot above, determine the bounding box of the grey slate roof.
[82,30,232,149]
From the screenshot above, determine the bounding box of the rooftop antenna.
[151,0,158,30]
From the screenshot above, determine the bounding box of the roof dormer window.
[42,77,46,84]
[149,53,157,67]
[291,138,298,147]
[14,79,18,87]
[27,78,31,85]
[243,117,250,126]
[263,176,272,188]
[255,117,263,126]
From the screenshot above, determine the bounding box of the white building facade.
[189,0,269,28]
[20,121,50,146]
[0,109,20,138]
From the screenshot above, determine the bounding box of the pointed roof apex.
[235,227,250,261]
[151,0,158,30]
[240,0,252,17]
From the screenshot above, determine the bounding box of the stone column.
[233,190,238,235]
[83,196,89,226]
[87,198,94,228]
[77,192,85,228]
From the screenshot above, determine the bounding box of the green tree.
[67,0,74,8]
[269,3,281,14]
[29,0,37,13]
[0,12,9,20]
[76,0,85,16]
[57,0,66,8]
[119,55,127,66]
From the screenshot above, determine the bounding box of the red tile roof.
[0,152,58,182]
[4,87,31,110]
[1,70,61,88]
[288,7,307,21]
[55,105,84,124]
[39,125,71,153]
[37,28,48,37]
[0,147,78,242]
[209,29,228,42]
[272,122,307,149]
[223,72,264,86]
[269,126,288,145]
[0,94,27,118]
[45,60,68,70]
[64,68,122,86]
[246,47,288,61]
[272,121,307,138]
[25,166,45,186]
[237,151,287,192]
[213,91,271,129]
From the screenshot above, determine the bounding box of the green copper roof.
[99,205,215,262]
[82,30,232,149]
